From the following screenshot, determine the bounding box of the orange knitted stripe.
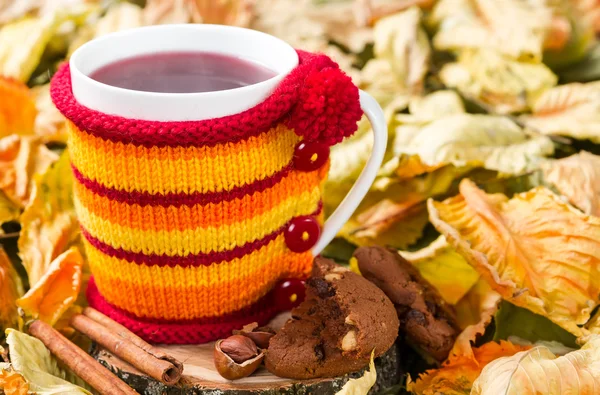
[86,236,313,320]
[73,164,328,231]
[68,121,300,194]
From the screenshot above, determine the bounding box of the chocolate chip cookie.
[265,257,399,379]
[353,246,459,362]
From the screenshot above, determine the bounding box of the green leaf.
[5,329,91,394]
[493,301,577,349]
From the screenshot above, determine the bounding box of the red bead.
[274,278,306,311]
[293,141,330,172]
[284,216,320,252]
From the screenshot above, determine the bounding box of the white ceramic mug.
[69,24,387,255]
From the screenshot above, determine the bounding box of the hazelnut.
[341,330,358,351]
[232,322,276,349]
[219,335,258,363]
[214,336,265,380]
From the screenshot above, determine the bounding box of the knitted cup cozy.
[50,50,363,344]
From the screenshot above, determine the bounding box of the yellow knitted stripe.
[68,122,300,194]
[76,187,322,256]
[85,235,313,320]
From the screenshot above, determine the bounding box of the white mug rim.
[69,24,299,121]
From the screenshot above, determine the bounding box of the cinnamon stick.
[71,313,181,385]
[83,308,183,370]
[29,320,138,395]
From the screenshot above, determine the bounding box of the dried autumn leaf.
[19,152,79,287]
[408,341,531,395]
[0,0,38,26]
[303,1,372,54]
[335,350,376,395]
[0,190,19,228]
[373,6,430,94]
[398,90,466,125]
[541,151,600,216]
[430,0,551,61]
[451,280,502,361]
[494,301,577,349]
[94,2,144,37]
[339,199,429,249]
[401,235,479,305]
[0,368,29,395]
[187,0,255,26]
[4,329,91,394]
[440,49,558,114]
[31,84,67,144]
[393,114,554,176]
[471,335,600,394]
[0,135,58,207]
[0,13,66,81]
[429,179,600,337]
[143,0,193,24]
[17,247,82,326]
[520,82,600,143]
[358,59,409,108]
[0,78,36,138]
[335,164,467,250]
[0,248,23,331]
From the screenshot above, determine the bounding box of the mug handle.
[312,90,388,255]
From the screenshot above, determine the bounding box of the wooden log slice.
[90,312,400,394]
[91,343,399,395]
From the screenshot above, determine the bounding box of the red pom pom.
[288,65,362,146]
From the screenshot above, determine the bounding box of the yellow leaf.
[0,368,28,395]
[348,257,361,275]
[408,341,531,395]
[428,179,600,337]
[430,0,552,61]
[335,350,376,395]
[0,190,19,227]
[94,2,144,37]
[440,49,557,114]
[0,78,36,138]
[373,6,430,94]
[18,151,79,287]
[0,135,58,207]
[0,13,67,82]
[393,114,554,175]
[472,335,600,394]
[0,248,23,331]
[520,82,600,143]
[31,84,67,144]
[401,235,480,305]
[5,329,91,393]
[358,59,408,108]
[541,151,600,216]
[339,201,429,250]
[17,247,82,326]
[143,0,193,24]
[396,90,466,125]
[451,280,502,361]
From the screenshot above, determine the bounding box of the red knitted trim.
[87,277,279,344]
[51,51,338,148]
[81,201,323,268]
[72,162,293,208]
